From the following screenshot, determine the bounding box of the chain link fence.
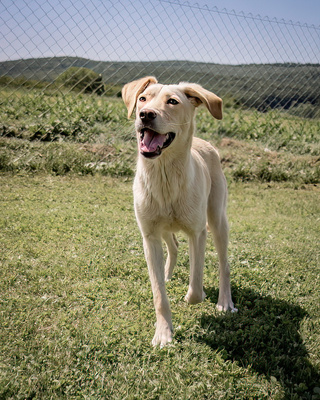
[1,0,320,122]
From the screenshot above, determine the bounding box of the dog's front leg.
[185,228,207,304]
[143,235,173,347]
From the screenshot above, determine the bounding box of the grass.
[0,88,131,143]
[1,89,319,185]
[0,175,319,399]
[0,86,320,398]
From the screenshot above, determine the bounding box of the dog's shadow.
[199,285,320,398]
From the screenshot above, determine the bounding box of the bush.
[55,67,105,95]
[0,75,49,89]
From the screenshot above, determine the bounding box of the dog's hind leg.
[163,232,179,281]
[207,187,237,312]
[185,228,207,304]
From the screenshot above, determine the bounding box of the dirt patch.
[81,144,115,160]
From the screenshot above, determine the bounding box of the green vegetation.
[0,87,131,142]
[55,67,105,95]
[0,84,319,398]
[1,58,319,117]
[0,176,319,399]
[0,86,319,184]
[0,75,49,90]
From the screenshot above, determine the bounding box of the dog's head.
[122,76,222,159]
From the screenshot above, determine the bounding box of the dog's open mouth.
[139,129,175,158]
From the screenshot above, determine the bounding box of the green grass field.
[1,88,319,183]
[0,88,320,399]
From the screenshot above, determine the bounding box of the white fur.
[122,77,237,347]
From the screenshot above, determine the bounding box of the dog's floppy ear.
[179,83,223,120]
[122,76,158,118]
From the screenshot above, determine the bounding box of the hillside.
[1,57,319,115]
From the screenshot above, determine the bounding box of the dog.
[122,76,237,347]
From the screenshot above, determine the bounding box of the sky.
[0,0,319,64]
[205,0,320,26]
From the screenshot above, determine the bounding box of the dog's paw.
[152,324,173,347]
[216,300,238,313]
[185,287,206,305]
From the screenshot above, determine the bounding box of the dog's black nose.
[140,109,156,121]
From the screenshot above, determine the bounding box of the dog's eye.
[167,98,179,105]
[139,96,146,102]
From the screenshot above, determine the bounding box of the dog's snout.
[140,109,157,122]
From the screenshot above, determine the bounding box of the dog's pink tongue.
[141,130,166,153]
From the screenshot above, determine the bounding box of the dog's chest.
[134,177,199,231]
[144,197,193,232]
[134,157,209,232]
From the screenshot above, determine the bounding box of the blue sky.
[1,0,319,64]
[206,0,320,26]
